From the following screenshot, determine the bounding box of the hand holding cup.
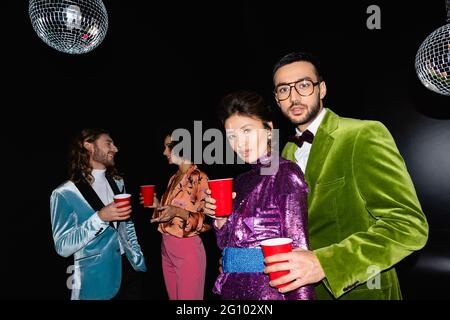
[98,194,132,222]
[140,192,159,209]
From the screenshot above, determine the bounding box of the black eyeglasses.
[274,79,321,101]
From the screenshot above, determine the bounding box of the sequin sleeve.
[213,215,232,251]
[275,161,310,250]
[276,161,316,299]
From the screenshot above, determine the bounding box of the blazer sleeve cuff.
[91,212,110,233]
[315,246,352,299]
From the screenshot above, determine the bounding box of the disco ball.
[29,0,108,54]
[415,23,450,96]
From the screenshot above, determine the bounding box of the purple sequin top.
[213,156,316,300]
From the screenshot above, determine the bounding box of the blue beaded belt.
[222,247,265,273]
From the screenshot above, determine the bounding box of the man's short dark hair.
[272,52,323,81]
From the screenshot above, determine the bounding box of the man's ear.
[83,141,94,153]
[319,81,327,100]
[274,94,281,108]
[267,121,274,130]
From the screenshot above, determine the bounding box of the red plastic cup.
[261,238,293,288]
[140,185,155,206]
[208,178,233,217]
[114,194,131,209]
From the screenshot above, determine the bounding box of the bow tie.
[287,130,314,148]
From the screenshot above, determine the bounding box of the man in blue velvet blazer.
[50,128,147,300]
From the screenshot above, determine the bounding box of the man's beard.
[286,99,321,127]
[93,147,115,167]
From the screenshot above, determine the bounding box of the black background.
[1,0,449,300]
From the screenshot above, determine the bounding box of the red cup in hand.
[261,238,293,288]
[114,194,131,208]
[208,178,233,217]
[140,185,155,206]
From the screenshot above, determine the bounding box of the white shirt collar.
[295,108,327,136]
[92,169,106,180]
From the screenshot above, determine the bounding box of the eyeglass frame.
[274,78,321,101]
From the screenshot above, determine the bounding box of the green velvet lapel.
[304,109,339,189]
[282,142,297,162]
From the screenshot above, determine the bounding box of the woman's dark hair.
[68,128,121,183]
[272,51,323,81]
[217,91,273,128]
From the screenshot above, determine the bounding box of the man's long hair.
[68,128,121,184]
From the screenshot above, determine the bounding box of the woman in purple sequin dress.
[207,91,315,300]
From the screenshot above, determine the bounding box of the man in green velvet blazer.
[264,52,429,299]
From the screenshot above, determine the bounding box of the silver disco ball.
[29,0,108,54]
[415,23,450,96]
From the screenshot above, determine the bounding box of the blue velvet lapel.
[74,175,123,229]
